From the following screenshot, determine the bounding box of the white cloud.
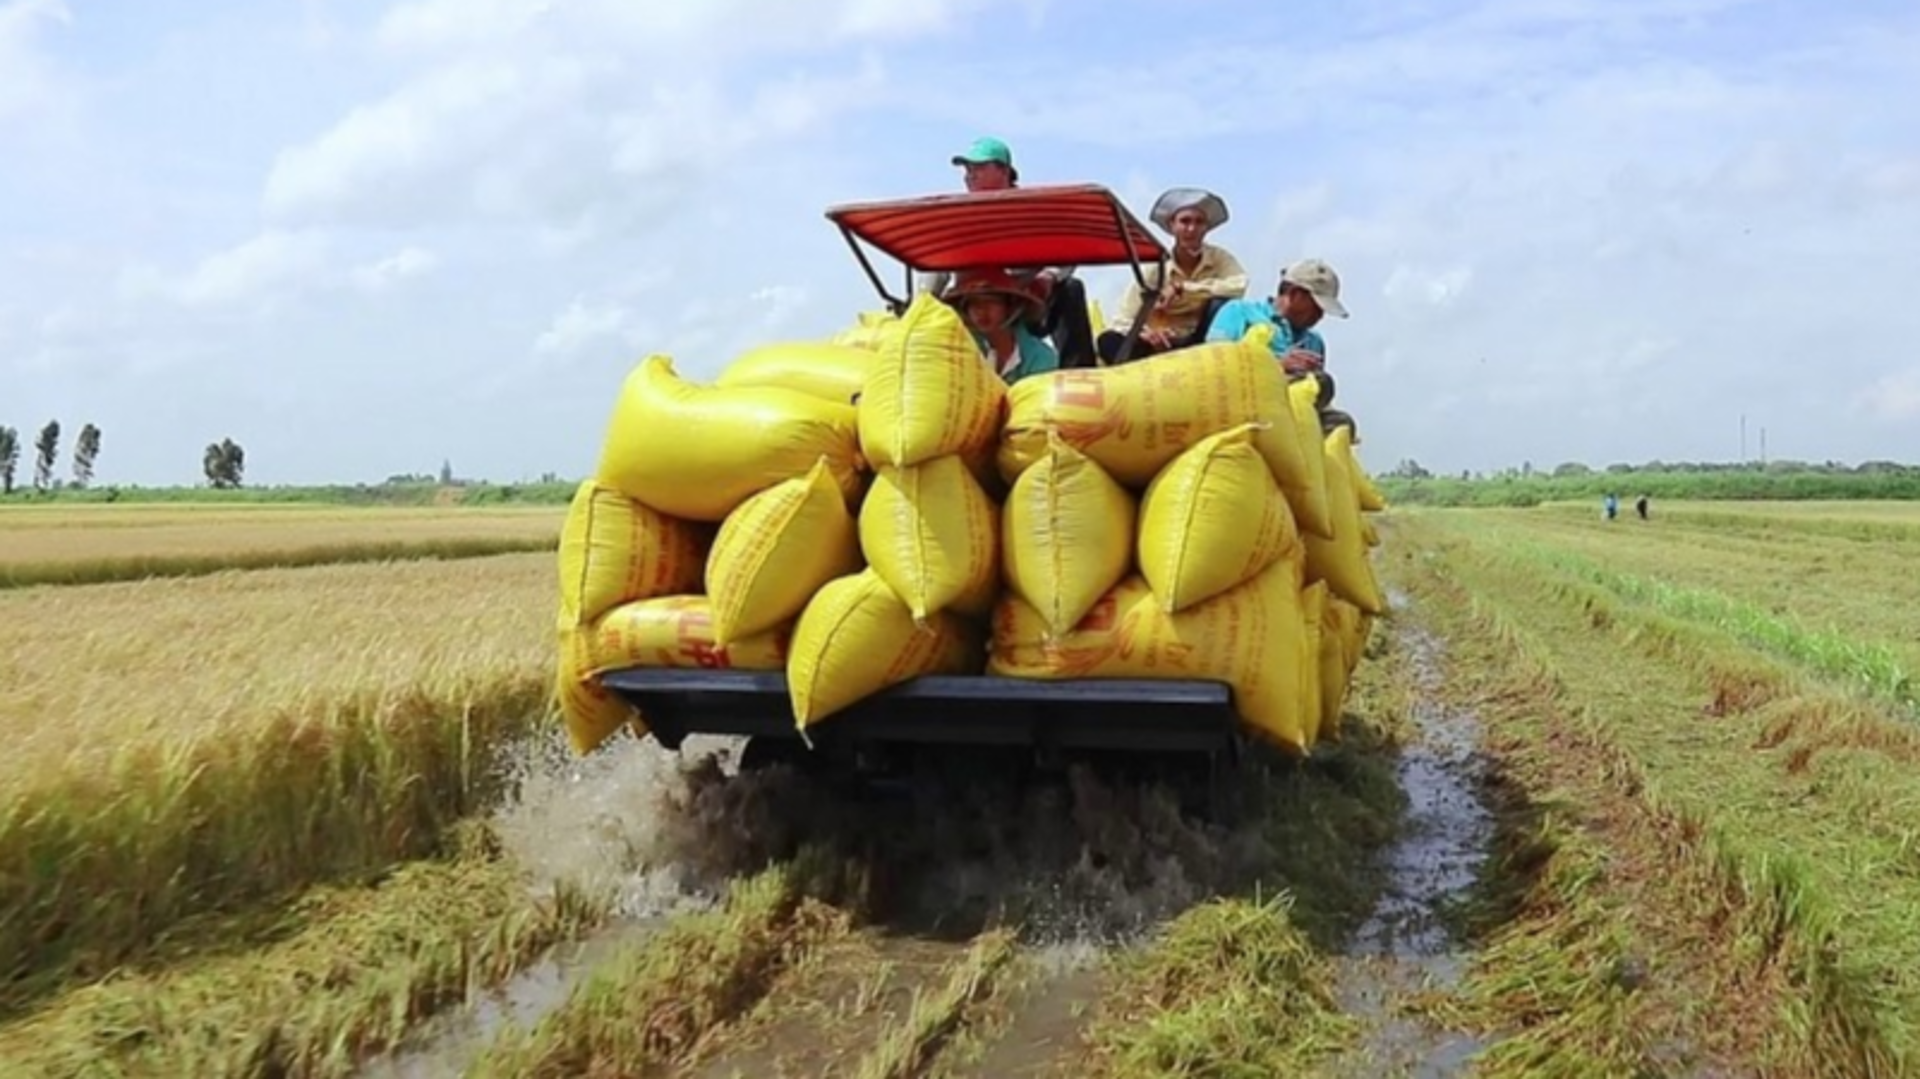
[262,57,577,225]
[6,0,1918,486]
[118,230,331,309]
[0,0,69,126]
[533,297,649,361]
[350,246,438,292]
[1860,369,1920,423]
[1382,264,1474,309]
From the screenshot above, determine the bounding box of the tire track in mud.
[1323,593,1498,1078]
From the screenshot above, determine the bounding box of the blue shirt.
[1205,298,1327,361]
[974,325,1059,383]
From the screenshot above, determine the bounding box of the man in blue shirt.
[1206,258,1348,375]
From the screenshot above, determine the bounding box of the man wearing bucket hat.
[920,136,1098,368]
[942,268,1060,383]
[1207,258,1348,376]
[1099,186,1249,362]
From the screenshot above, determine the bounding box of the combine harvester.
[553,183,1390,813]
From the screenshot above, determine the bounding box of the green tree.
[33,420,60,491]
[0,426,17,495]
[203,438,245,489]
[71,423,102,488]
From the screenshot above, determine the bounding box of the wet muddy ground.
[358,592,1505,1078]
[1326,615,1498,1077]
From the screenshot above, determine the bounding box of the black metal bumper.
[596,668,1240,755]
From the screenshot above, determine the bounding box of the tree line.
[0,420,247,494]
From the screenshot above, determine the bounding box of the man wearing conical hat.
[1099,186,1249,363]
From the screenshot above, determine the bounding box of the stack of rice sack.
[552,301,987,754]
[553,291,1391,759]
[986,318,1387,757]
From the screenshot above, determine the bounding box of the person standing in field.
[1098,187,1249,362]
[1636,495,1650,520]
[1604,493,1620,521]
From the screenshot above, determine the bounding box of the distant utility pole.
[1740,413,1748,462]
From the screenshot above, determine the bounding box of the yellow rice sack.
[1301,581,1330,744]
[1002,433,1136,636]
[1286,377,1335,538]
[1362,518,1380,548]
[1320,596,1360,742]
[556,479,708,630]
[788,569,983,731]
[707,458,863,646]
[1137,423,1299,613]
[858,292,1006,468]
[1304,426,1387,615]
[997,341,1314,507]
[714,341,877,406]
[1350,445,1389,512]
[588,595,790,674]
[859,454,1001,622]
[1326,596,1365,677]
[1298,581,1340,744]
[596,354,863,522]
[989,558,1317,755]
[828,309,905,351]
[555,627,638,755]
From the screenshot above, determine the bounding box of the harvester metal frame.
[598,184,1259,791]
[825,183,1170,365]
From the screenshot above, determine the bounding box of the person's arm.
[1187,248,1249,299]
[1205,300,1248,343]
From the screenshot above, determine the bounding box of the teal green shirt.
[974,325,1059,382]
[1205,298,1327,361]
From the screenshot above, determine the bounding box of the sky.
[2,0,1918,487]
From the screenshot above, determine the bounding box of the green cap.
[951,136,1014,169]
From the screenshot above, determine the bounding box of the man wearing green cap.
[952,136,1019,190]
[930,135,1096,367]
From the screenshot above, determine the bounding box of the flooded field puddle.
[356,733,748,1077]
[1330,601,1497,1076]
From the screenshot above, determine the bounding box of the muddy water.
[1330,606,1497,1076]
[357,730,750,1077]
[356,725,1257,1076]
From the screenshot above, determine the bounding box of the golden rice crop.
[0,506,562,587]
[0,551,563,1013]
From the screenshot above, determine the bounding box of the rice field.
[0,504,562,587]
[1,496,1916,1077]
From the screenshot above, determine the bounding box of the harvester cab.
[597,184,1256,789]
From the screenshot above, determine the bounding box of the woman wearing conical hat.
[942,269,1061,383]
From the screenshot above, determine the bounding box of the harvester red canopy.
[825,184,1167,273]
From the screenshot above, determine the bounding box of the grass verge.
[0,827,607,1078]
